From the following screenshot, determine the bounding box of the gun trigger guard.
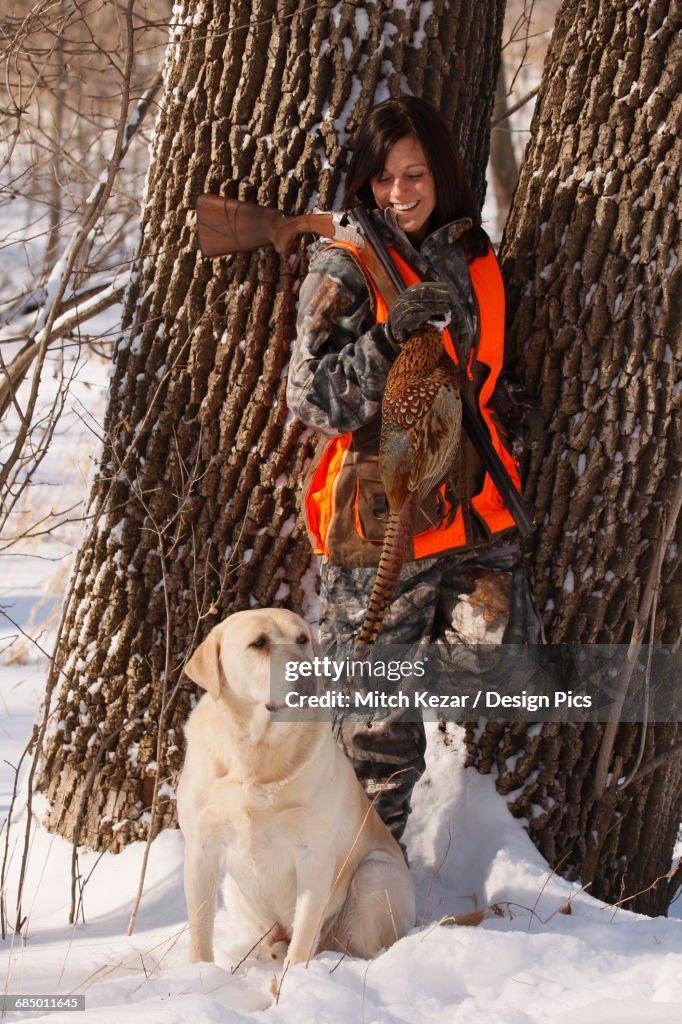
[331,212,364,248]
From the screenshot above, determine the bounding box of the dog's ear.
[184,628,223,699]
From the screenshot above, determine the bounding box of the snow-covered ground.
[2,683,682,1024]
[3,398,682,1013]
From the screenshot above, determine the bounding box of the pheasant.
[355,323,462,652]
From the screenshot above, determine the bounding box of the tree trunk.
[38,0,506,852]
[468,0,682,915]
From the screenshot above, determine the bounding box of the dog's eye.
[296,633,309,645]
[250,634,268,650]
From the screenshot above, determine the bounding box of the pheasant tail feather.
[354,496,417,653]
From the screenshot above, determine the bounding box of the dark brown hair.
[343,95,488,258]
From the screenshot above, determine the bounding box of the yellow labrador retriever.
[177,608,415,976]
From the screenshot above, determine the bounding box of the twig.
[541,881,592,925]
[527,850,571,931]
[492,86,540,128]
[617,593,657,792]
[0,278,127,417]
[126,525,174,936]
[360,954,376,1024]
[329,949,348,974]
[69,713,146,924]
[625,740,682,781]
[602,858,682,913]
[129,924,191,993]
[0,737,34,939]
[502,0,538,93]
[126,427,221,933]
[304,766,418,968]
[70,780,172,930]
[593,475,682,801]
[272,960,290,1005]
[230,924,277,974]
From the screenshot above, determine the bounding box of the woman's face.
[370,135,437,244]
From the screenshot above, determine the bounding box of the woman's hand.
[386,281,451,346]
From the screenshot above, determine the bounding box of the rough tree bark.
[468,0,682,915]
[37,0,506,852]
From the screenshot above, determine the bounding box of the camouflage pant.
[319,540,543,841]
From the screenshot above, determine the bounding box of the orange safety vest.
[304,242,521,561]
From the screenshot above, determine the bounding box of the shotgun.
[196,195,403,302]
[196,194,535,539]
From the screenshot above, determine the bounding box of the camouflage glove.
[385,281,451,348]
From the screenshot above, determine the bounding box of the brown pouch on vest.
[301,423,446,568]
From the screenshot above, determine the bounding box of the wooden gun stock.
[196,194,337,256]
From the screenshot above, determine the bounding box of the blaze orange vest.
[304,242,521,561]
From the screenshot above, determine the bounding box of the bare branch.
[492,86,540,128]
[0,67,162,423]
[0,276,127,420]
[594,474,682,801]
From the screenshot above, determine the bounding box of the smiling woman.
[342,95,489,258]
[370,136,437,245]
[286,95,542,843]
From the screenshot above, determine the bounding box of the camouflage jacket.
[286,208,478,437]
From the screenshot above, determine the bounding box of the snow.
[333,78,363,148]
[354,8,369,38]
[665,251,677,278]
[2,700,682,1022]
[413,1,434,48]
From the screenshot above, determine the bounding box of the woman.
[286,96,541,841]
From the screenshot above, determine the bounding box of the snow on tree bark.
[37,0,506,852]
[469,0,682,915]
